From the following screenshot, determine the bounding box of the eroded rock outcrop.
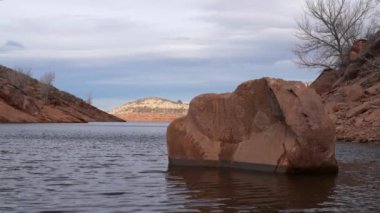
[349,39,368,61]
[110,97,189,122]
[167,78,338,174]
[0,65,124,123]
[311,34,380,143]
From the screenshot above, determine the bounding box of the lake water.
[0,122,379,212]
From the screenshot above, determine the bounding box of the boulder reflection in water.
[166,166,336,212]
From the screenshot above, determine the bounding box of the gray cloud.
[0,0,303,60]
[0,40,24,52]
[0,0,314,111]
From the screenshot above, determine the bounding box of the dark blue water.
[0,122,379,212]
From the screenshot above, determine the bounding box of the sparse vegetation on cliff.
[311,32,380,143]
[295,0,380,143]
[0,65,123,123]
[39,71,55,102]
[0,67,32,90]
[110,97,189,122]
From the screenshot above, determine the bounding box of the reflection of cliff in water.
[166,166,336,212]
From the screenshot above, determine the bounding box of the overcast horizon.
[0,0,320,111]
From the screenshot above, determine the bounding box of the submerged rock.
[167,78,338,174]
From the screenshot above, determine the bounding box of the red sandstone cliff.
[110,97,189,122]
[311,33,380,143]
[0,65,124,123]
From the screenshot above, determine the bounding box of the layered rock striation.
[0,65,124,123]
[110,97,189,122]
[167,78,338,174]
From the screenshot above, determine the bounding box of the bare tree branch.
[295,0,376,70]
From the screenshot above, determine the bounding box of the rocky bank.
[167,78,338,174]
[110,97,189,122]
[0,65,124,123]
[311,33,380,143]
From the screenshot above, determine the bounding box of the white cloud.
[0,0,315,111]
[0,0,304,61]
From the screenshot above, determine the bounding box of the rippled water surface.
[0,122,379,212]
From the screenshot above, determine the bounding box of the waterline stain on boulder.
[167,78,338,174]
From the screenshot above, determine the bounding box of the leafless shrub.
[360,31,380,72]
[3,67,32,90]
[363,55,380,72]
[39,71,55,102]
[85,92,93,105]
[39,71,55,86]
[295,0,376,70]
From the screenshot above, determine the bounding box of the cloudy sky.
[0,0,319,111]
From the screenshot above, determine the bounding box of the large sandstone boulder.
[167,78,338,174]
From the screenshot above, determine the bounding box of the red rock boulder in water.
[167,78,338,174]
